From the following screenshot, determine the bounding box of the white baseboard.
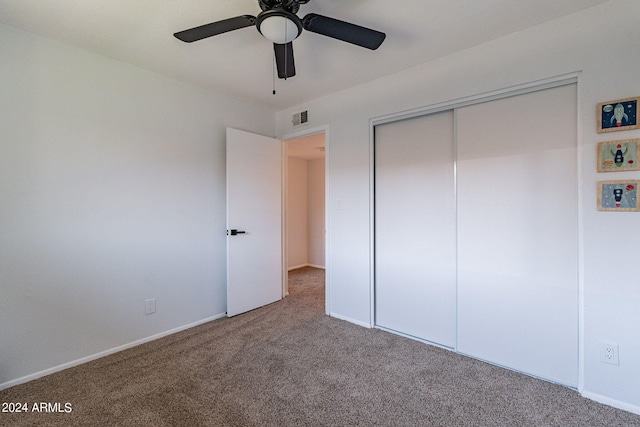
[308,264,326,269]
[329,312,372,328]
[0,313,226,391]
[288,263,326,271]
[581,391,640,415]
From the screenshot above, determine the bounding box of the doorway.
[285,132,326,297]
[226,128,327,317]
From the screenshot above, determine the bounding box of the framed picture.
[597,96,639,133]
[597,180,639,211]
[597,139,640,172]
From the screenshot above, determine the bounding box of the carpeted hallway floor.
[1,267,639,426]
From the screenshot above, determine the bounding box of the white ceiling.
[0,0,609,111]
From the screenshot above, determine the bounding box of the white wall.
[287,157,325,270]
[276,0,640,413]
[287,157,308,268]
[0,23,275,388]
[307,158,325,268]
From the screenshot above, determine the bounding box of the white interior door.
[226,128,283,317]
[375,111,457,347]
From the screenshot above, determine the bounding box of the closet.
[374,83,578,386]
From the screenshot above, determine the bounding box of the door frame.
[280,125,331,315]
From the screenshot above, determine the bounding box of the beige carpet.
[1,267,639,426]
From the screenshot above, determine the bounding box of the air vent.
[292,110,309,127]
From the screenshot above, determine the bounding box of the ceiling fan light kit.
[256,9,303,44]
[174,0,385,80]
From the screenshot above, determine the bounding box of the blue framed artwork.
[598,180,639,212]
[597,96,639,133]
[597,139,640,172]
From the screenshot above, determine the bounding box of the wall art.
[597,139,639,172]
[597,180,639,211]
[597,96,638,133]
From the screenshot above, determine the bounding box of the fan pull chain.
[273,55,276,95]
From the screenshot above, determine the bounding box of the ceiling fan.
[174,0,386,79]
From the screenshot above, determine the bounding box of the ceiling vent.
[292,110,309,127]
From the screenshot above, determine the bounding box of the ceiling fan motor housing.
[258,0,310,14]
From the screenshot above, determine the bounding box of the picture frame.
[597,139,640,172]
[597,96,639,133]
[597,180,639,212]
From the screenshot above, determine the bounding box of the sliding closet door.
[456,85,578,386]
[375,111,456,347]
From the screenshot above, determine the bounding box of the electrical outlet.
[145,298,156,315]
[599,342,619,365]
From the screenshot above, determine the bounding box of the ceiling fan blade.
[302,13,385,50]
[274,42,296,79]
[174,15,256,43]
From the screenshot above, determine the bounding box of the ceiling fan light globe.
[257,10,302,44]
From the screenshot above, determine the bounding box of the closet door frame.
[368,72,583,386]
